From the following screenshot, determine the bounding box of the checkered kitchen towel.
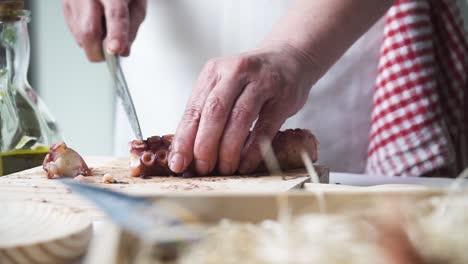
[366,0,468,177]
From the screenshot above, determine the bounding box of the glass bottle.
[0,1,62,175]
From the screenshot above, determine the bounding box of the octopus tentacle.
[42,142,92,179]
[129,129,319,178]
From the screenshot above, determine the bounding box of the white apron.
[115,0,386,173]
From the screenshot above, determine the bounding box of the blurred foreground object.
[0,0,62,175]
[0,200,92,264]
[84,190,468,264]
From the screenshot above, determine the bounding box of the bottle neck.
[0,14,30,92]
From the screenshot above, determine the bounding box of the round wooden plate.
[0,201,92,264]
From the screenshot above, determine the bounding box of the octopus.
[129,134,178,177]
[129,128,319,178]
[42,142,92,179]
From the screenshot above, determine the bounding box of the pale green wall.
[29,0,115,155]
[458,0,468,28]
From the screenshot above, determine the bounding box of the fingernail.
[169,153,184,173]
[107,39,121,54]
[195,160,210,175]
[90,42,105,62]
[219,162,233,175]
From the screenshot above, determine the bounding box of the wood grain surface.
[0,201,92,264]
[0,156,314,220]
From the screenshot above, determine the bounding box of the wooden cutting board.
[0,201,92,264]
[0,156,317,220]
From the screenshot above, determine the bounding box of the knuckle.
[108,5,128,20]
[194,143,210,158]
[78,23,100,44]
[198,59,220,87]
[226,56,251,78]
[262,70,283,91]
[203,59,219,76]
[247,81,265,98]
[183,106,202,126]
[204,96,228,121]
[268,71,283,86]
[170,136,189,153]
[193,150,214,171]
[230,104,253,125]
[235,56,251,70]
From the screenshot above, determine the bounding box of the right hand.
[62,0,147,62]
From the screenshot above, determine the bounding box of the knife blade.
[61,179,201,244]
[103,48,144,141]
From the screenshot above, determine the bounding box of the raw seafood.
[129,129,319,177]
[129,135,175,177]
[42,142,92,179]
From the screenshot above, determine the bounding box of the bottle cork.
[0,0,24,12]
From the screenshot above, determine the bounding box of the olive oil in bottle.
[0,1,62,175]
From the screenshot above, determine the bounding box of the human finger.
[168,60,220,173]
[63,0,105,62]
[192,77,245,175]
[101,0,130,55]
[238,104,286,174]
[217,81,267,175]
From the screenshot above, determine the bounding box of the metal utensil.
[103,48,143,140]
[61,180,201,244]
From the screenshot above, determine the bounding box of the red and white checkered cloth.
[366,0,468,177]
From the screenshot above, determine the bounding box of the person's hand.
[62,0,147,62]
[168,45,318,175]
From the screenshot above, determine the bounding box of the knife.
[103,46,144,141]
[61,179,201,244]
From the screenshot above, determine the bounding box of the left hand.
[168,45,318,175]
[62,0,147,62]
